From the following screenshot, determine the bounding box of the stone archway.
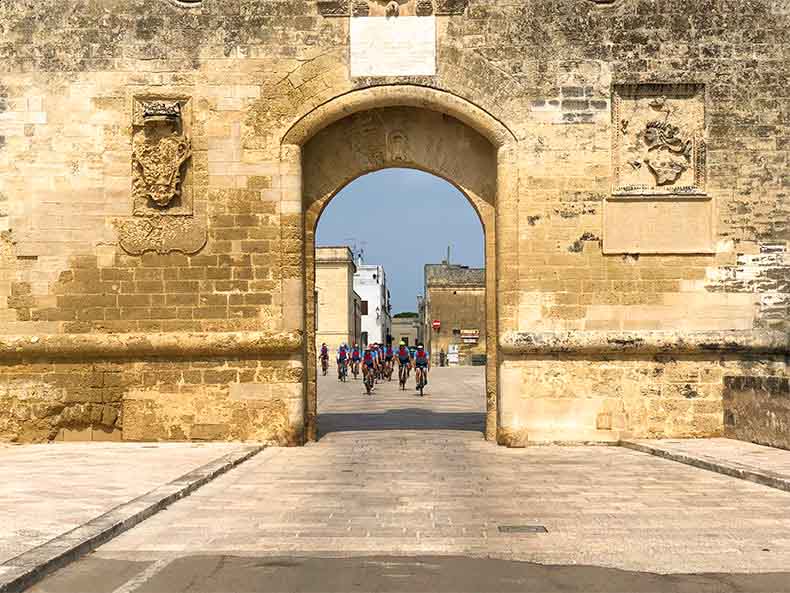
[284,87,518,443]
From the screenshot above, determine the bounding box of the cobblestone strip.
[0,445,264,593]
[621,440,790,494]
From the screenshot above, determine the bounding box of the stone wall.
[724,375,790,451]
[0,0,788,444]
[424,265,486,365]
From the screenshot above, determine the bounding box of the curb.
[0,445,264,593]
[620,440,790,494]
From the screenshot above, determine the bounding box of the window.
[453,328,461,336]
[361,301,368,315]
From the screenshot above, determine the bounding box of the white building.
[353,264,392,346]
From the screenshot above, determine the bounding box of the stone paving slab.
[21,370,790,592]
[621,438,790,493]
[45,370,790,579]
[0,442,251,565]
[1,445,262,593]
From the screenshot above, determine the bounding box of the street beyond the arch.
[25,368,790,593]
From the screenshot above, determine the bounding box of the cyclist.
[319,343,329,375]
[414,343,430,389]
[362,345,378,390]
[336,343,349,381]
[369,343,380,381]
[396,341,411,386]
[396,341,411,368]
[350,343,362,378]
[384,343,394,373]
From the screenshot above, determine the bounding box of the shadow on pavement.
[318,410,485,436]
[31,555,790,593]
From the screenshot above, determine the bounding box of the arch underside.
[300,105,499,442]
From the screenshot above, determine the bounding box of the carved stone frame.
[317,0,468,16]
[131,95,194,216]
[605,83,713,255]
[612,83,707,198]
[117,89,207,256]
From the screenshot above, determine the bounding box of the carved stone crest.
[133,134,191,208]
[387,130,409,161]
[119,95,206,255]
[132,99,192,210]
[642,120,692,185]
[613,84,706,196]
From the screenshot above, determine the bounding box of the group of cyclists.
[319,340,431,395]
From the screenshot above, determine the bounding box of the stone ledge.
[621,439,790,494]
[0,331,303,362]
[500,330,790,356]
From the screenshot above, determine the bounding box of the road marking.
[110,557,173,593]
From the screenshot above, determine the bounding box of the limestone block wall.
[724,375,790,451]
[0,0,787,444]
[426,286,486,365]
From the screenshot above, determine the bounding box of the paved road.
[0,442,246,564]
[28,368,790,592]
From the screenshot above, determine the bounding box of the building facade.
[0,1,788,448]
[315,247,362,353]
[423,264,486,366]
[353,264,392,346]
[391,316,420,348]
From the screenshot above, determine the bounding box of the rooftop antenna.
[344,237,367,264]
[446,245,451,265]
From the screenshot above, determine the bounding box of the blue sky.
[316,168,484,314]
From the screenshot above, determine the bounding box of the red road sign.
[432,320,441,330]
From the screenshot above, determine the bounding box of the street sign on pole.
[432,320,441,330]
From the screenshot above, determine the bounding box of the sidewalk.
[621,437,790,493]
[0,442,261,592]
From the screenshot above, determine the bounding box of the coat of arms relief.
[132,100,192,213]
[117,96,207,255]
[613,84,706,196]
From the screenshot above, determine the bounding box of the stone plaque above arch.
[349,15,436,77]
[318,0,469,77]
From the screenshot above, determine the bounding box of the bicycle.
[364,368,374,395]
[338,361,347,382]
[352,360,360,380]
[384,361,393,382]
[398,363,409,390]
[415,367,427,396]
[320,356,328,377]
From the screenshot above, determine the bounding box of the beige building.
[422,264,486,366]
[392,316,420,347]
[315,247,362,353]
[0,1,788,448]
